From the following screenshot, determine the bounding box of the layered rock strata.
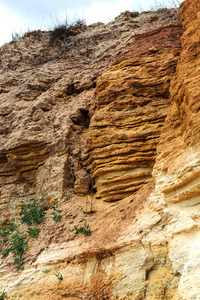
[153,0,200,205]
[151,0,200,299]
[0,9,180,219]
[84,23,182,201]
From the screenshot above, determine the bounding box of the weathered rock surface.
[0,10,180,213]
[151,0,200,299]
[1,1,200,299]
[84,22,182,201]
[0,8,180,218]
[1,183,179,300]
[153,0,200,205]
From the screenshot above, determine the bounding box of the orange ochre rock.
[84,34,181,201]
[153,0,200,204]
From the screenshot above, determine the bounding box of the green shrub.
[27,225,40,238]
[10,229,29,266]
[21,199,46,225]
[1,248,12,258]
[9,216,17,232]
[1,193,66,270]
[1,228,29,267]
[73,220,91,236]
[0,216,17,241]
[51,205,62,222]
[1,217,28,267]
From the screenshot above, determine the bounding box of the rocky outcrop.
[153,0,200,205]
[150,0,200,299]
[84,22,182,201]
[0,8,180,219]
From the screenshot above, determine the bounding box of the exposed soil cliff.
[1,1,200,299]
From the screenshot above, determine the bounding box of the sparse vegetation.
[0,289,6,300]
[42,268,48,273]
[63,192,70,200]
[0,216,17,243]
[54,269,63,280]
[27,225,40,238]
[0,193,67,269]
[21,199,46,225]
[51,205,63,222]
[1,197,45,267]
[149,0,181,11]
[74,18,86,25]
[50,23,69,45]
[11,28,33,41]
[50,17,86,45]
[1,226,29,268]
[73,220,91,236]
[11,32,24,41]
[10,229,29,266]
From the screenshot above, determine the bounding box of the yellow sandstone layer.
[84,33,181,201]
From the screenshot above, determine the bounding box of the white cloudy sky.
[0,0,182,46]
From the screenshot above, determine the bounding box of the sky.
[0,0,182,46]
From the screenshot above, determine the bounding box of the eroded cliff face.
[0,8,180,217]
[1,2,200,299]
[84,22,181,201]
[153,0,200,205]
[151,0,200,299]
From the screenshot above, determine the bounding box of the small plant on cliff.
[10,229,29,266]
[50,18,69,45]
[20,199,45,238]
[0,216,17,243]
[50,17,86,45]
[74,18,86,25]
[73,220,91,236]
[1,227,29,268]
[21,199,46,225]
[51,205,63,222]
[42,268,48,273]
[0,289,6,300]
[0,215,18,256]
[63,192,70,200]
[54,269,63,280]
[11,31,24,41]
[27,225,40,238]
